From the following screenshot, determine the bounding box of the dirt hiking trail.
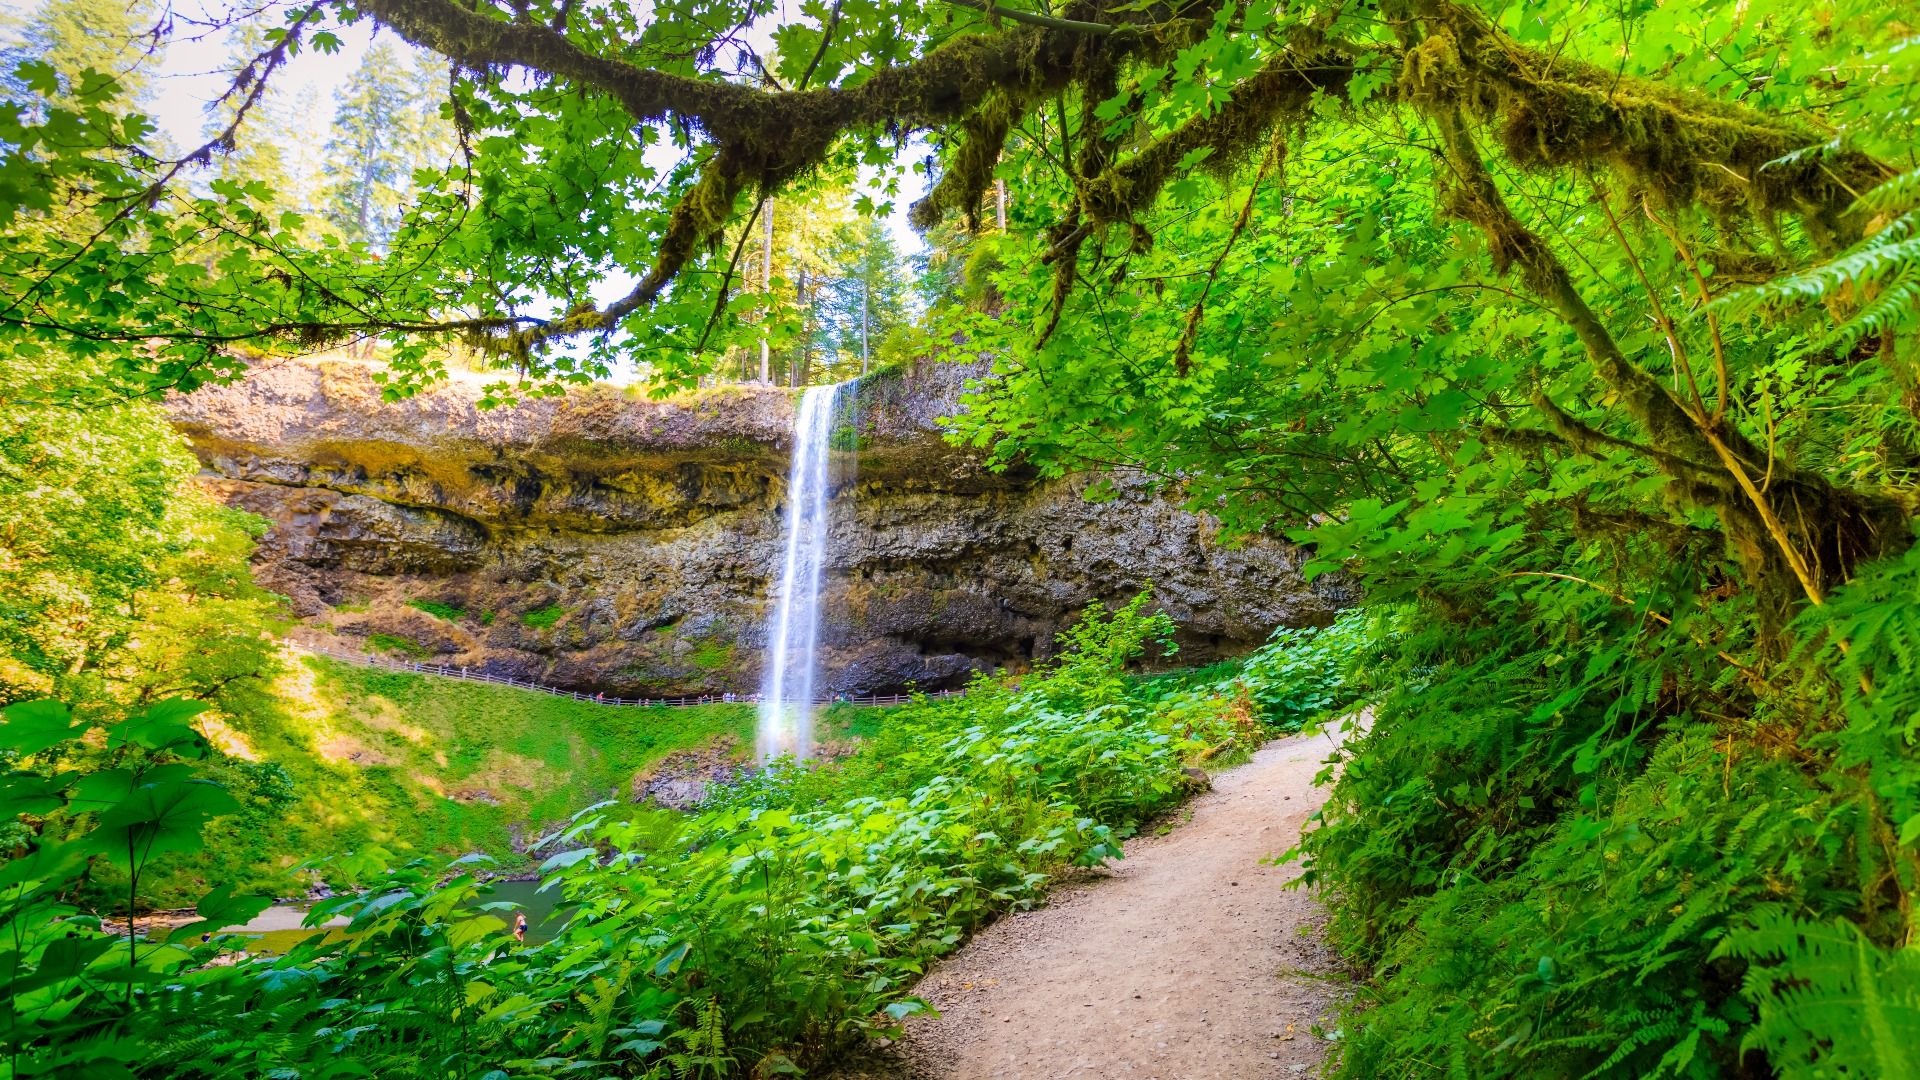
[841,726,1351,1080]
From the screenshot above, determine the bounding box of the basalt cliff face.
[169,359,1353,696]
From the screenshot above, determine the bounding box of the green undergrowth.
[143,656,760,905]
[366,631,429,658]
[1,594,1360,1078]
[1296,582,1920,1078]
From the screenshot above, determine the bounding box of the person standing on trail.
[513,911,527,944]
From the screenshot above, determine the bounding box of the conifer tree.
[318,41,450,248]
[202,23,292,203]
[823,217,910,376]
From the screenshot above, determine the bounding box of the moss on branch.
[353,0,1891,360]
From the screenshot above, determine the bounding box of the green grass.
[368,632,430,658]
[520,604,565,629]
[150,656,765,904]
[690,639,736,671]
[406,598,466,621]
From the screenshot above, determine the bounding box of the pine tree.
[318,42,451,248]
[202,23,291,203]
[754,188,852,385]
[718,193,911,384]
[823,217,911,377]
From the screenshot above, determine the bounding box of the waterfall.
[757,382,846,760]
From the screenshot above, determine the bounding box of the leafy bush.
[1231,610,1374,731]
[0,698,282,1075]
[1294,575,1920,1077]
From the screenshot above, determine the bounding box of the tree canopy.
[4,0,1900,395]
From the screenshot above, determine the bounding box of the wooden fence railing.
[285,635,961,709]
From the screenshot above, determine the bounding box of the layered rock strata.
[170,358,1353,695]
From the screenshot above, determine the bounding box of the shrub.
[1296,577,1920,1078]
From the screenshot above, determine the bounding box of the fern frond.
[1710,168,1920,342]
[1837,265,1920,344]
[1722,233,1920,312]
[1727,912,1920,1078]
[1760,134,1855,173]
[1857,168,1920,218]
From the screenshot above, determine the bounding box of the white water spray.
[758,383,845,760]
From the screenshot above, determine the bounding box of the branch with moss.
[19,0,1901,373]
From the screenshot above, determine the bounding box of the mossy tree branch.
[1425,97,1905,624]
[119,0,1892,364]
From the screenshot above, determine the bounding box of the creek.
[217,879,567,953]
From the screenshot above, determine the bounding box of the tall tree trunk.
[792,267,809,387]
[758,200,774,383]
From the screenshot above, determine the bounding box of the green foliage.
[910,2,1920,1075]
[0,356,197,696]
[1719,160,1920,347]
[1726,912,1920,1077]
[1230,612,1374,732]
[0,595,1329,1077]
[405,597,466,621]
[366,631,429,658]
[520,604,566,629]
[160,655,756,905]
[1036,593,1178,710]
[688,638,735,671]
[1278,572,1920,1077]
[7,0,1920,1074]
[0,697,275,1075]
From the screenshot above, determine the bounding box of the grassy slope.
[152,656,772,903]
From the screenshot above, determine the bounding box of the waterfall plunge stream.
[757,383,847,761]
